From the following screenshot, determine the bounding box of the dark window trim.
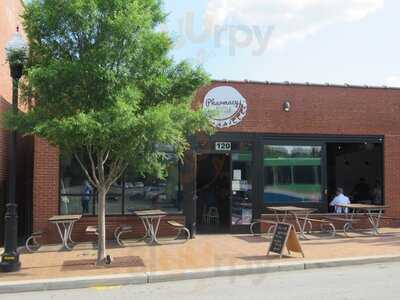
[210,132,384,144]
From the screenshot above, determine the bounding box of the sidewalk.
[1,228,400,291]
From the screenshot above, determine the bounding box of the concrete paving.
[0,228,400,293]
[3,261,400,300]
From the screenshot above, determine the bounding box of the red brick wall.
[32,137,60,238]
[195,81,400,219]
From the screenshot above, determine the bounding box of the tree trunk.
[97,187,107,265]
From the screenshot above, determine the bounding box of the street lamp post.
[0,27,28,273]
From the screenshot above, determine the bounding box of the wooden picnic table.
[337,203,388,235]
[265,206,316,239]
[48,215,82,250]
[129,209,168,245]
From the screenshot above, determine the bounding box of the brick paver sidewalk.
[1,228,400,282]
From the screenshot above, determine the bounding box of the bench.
[298,217,336,238]
[250,219,277,236]
[113,225,134,247]
[373,216,400,220]
[85,226,99,246]
[86,225,99,236]
[25,231,44,253]
[87,225,133,246]
[324,217,361,237]
[167,221,190,241]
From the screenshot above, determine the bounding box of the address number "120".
[215,142,232,151]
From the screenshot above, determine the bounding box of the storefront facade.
[181,81,400,235]
[1,69,400,243]
[2,1,400,243]
[24,80,399,243]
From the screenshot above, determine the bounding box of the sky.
[162,0,400,87]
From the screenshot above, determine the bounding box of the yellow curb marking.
[91,285,122,291]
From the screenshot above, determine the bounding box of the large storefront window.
[124,163,181,214]
[264,145,322,204]
[60,155,182,215]
[60,156,95,215]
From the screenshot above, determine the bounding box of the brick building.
[1,1,400,245]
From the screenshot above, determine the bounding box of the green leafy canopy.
[5,0,213,181]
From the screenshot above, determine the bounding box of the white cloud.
[204,0,384,48]
[385,76,400,87]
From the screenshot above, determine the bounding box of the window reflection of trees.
[60,153,182,215]
[264,145,322,204]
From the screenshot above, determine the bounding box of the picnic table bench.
[250,219,277,236]
[323,216,361,237]
[266,206,315,239]
[167,221,190,241]
[85,224,134,246]
[297,217,336,238]
[25,231,44,252]
[336,204,388,236]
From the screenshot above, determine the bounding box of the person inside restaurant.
[330,187,351,214]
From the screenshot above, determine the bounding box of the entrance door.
[196,154,231,233]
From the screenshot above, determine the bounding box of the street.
[2,262,400,300]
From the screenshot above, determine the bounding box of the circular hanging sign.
[203,86,247,128]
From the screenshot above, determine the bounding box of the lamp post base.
[0,203,21,273]
[0,258,21,273]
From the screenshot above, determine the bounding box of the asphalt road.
[3,262,400,300]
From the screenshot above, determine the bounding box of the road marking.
[91,285,122,291]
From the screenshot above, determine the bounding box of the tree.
[5,0,212,264]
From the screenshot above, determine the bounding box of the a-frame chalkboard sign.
[267,222,304,258]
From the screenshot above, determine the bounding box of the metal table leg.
[142,217,162,245]
[55,222,72,250]
[294,212,309,240]
[67,221,76,244]
[137,217,150,241]
[344,208,357,234]
[54,222,64,248]
[148,217,156,244]
[367,209,382,235]
[143,218,154,244]
[152,216,162,244]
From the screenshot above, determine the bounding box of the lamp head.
[5,27,29,78]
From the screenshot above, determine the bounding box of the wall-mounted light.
[283,101,291,112]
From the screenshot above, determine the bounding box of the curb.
[0,254,399,294]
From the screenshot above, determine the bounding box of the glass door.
[231,152,253,226]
